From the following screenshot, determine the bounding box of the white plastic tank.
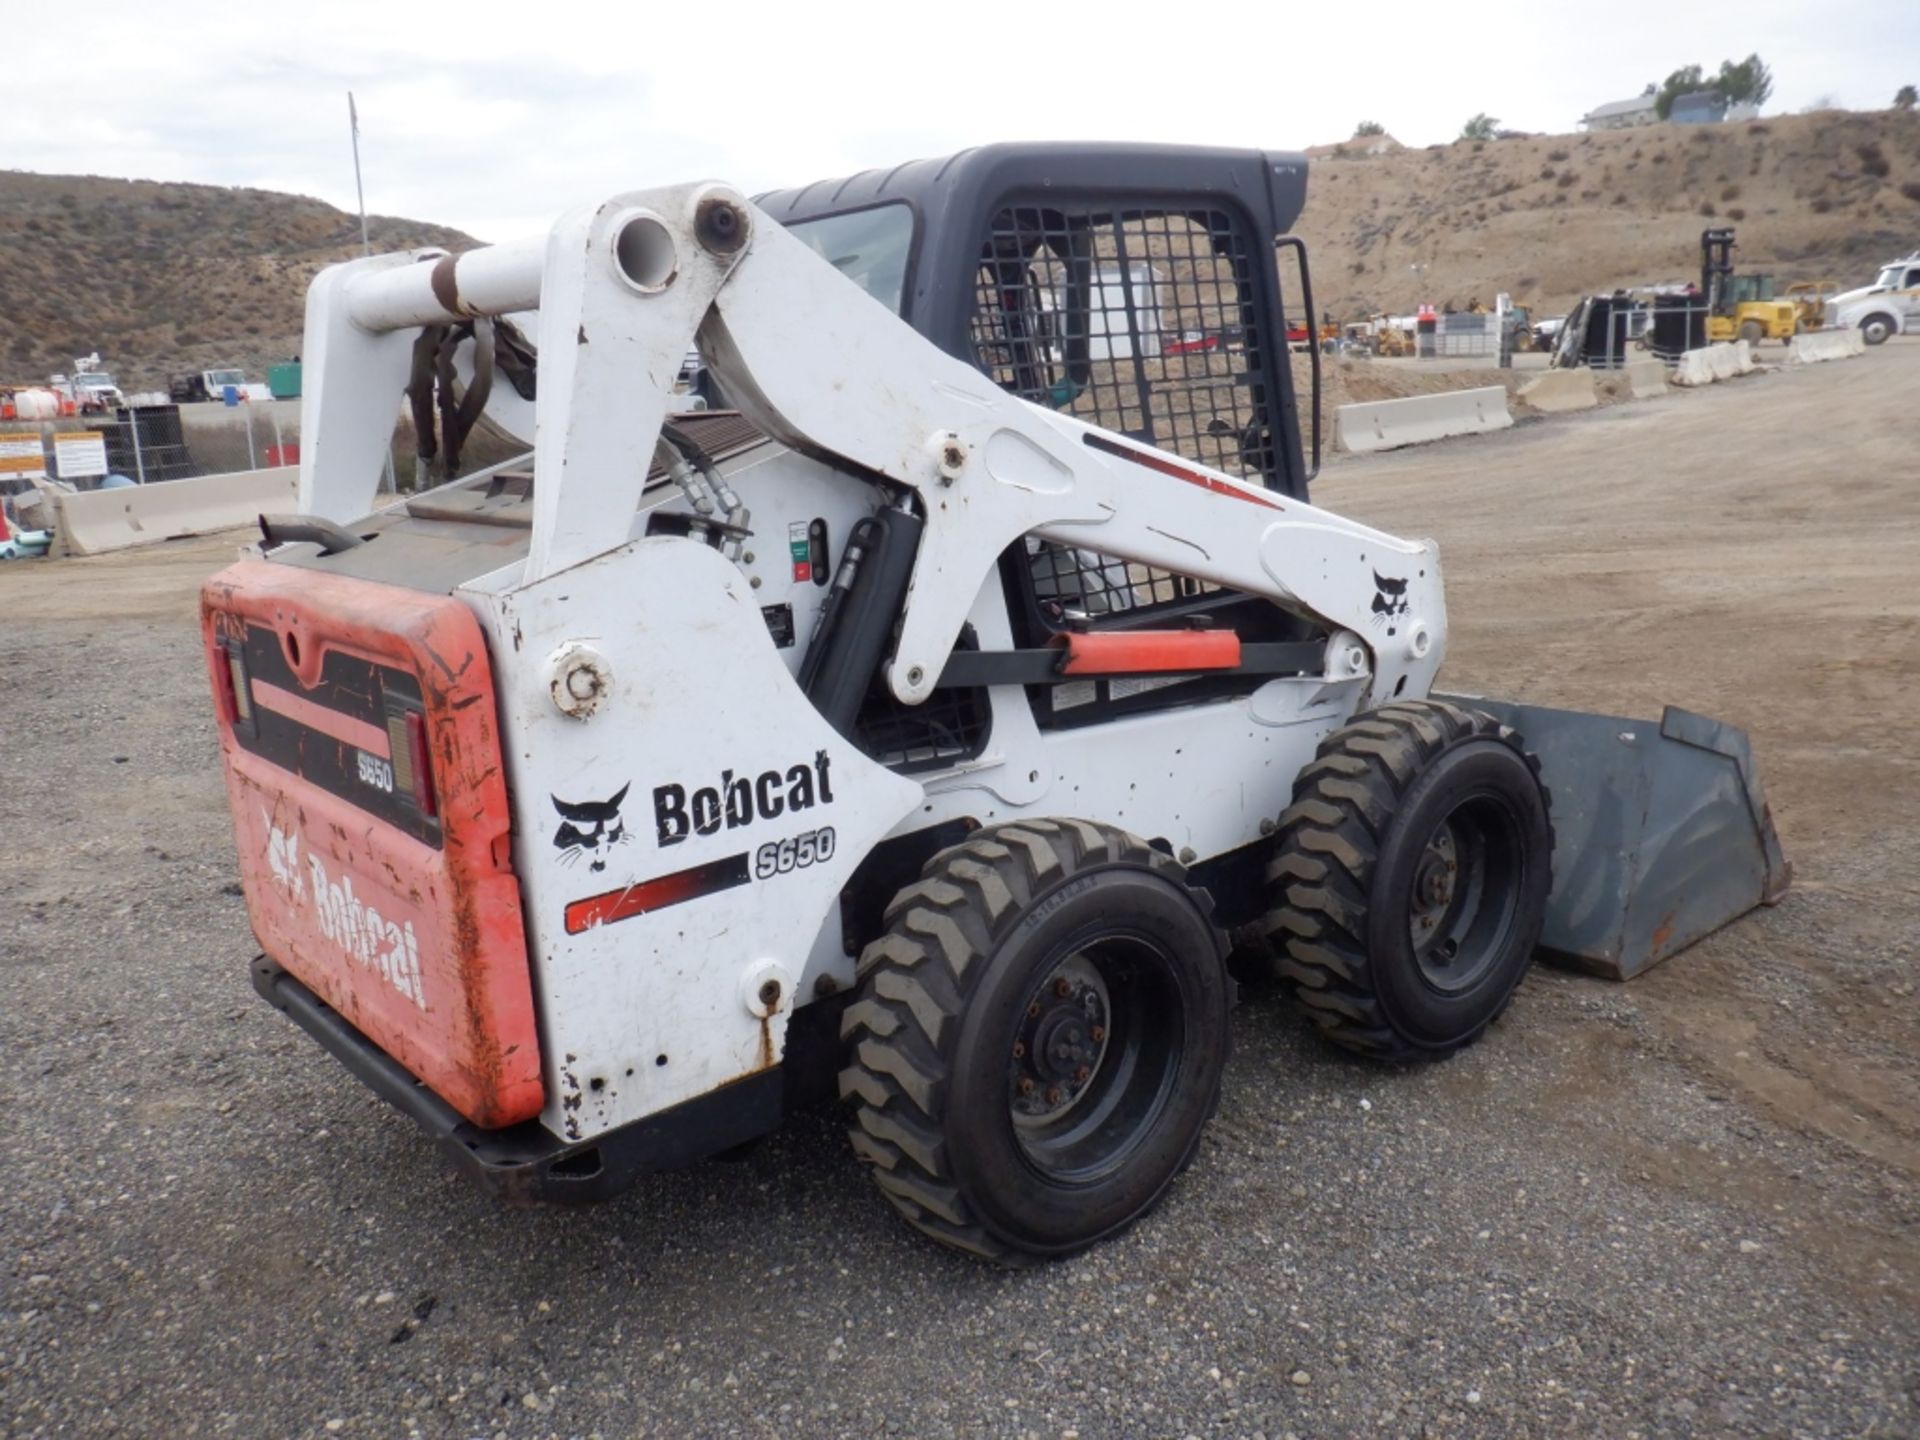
[7,388,62,420]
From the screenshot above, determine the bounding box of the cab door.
[1900,266,1920,331]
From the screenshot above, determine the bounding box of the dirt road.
[3,345,1916,1438]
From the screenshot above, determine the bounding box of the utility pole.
[349,91,397,492]
[349,91,370,255]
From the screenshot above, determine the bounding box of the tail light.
[387,705,438,818]
[215,642,254,730]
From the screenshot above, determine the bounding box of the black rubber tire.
[1261,700,1553,1063]
[1859,313,1895,346]
[839,818,1232,1264]
[1738,319,1765,346]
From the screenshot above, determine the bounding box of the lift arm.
[297,182,1445,709]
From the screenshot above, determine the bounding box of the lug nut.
[1028,1003,1042,1019]
[1054,979,1073,998]
[1011,1041,1025,1059]
[1018,1077,1035,1095]
[1091,1025,1106,1043]
[1074,1065,1091,1083]
[1046,1087,1063,1105]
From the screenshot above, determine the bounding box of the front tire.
[1262,700,1553,1063]
[840,819,1231,1263]
[1859,313,1896,346]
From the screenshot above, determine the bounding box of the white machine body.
[261,182,1447,1149]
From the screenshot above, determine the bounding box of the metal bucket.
[1442,696,1791,980]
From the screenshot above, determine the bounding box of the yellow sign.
[53,429,109,478]
[0,435,47,478]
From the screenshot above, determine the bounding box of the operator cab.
[755,142,1319,499]
[755,144,1327,740]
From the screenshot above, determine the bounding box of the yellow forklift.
[1702,227,1797,345]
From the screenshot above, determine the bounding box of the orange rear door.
[203,559,543,1129]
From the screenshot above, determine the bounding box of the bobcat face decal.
[1371,570,1410,632]
[552,783,631,872]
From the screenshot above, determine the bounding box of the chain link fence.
[3,400,529,505]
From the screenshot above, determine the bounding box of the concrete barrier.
[48,465,296,557]
[1335,386,1513,454]
[1516,368,1598,414]
[1672,348,1715,387]
[1787,328,1868,365]
[1624,359,1669,399]
[1673,341,1758,388]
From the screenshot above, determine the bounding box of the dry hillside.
[3,107,1917,389]
[1295,107,1920,318]
[0,172,475,390]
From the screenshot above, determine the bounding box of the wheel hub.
[1410,827,1460,930]
[1011,957,1109,1121]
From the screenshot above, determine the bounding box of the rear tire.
[1262,700,1553,1063]
[1859,313,1895,346]
[840,819,1231,1263]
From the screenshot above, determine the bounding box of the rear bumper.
[251,957,783,1205]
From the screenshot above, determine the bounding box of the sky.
[8,0,1917,242]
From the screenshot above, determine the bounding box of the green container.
[267,362,302,400]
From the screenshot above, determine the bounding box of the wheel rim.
[1406,792,1527,994]
[1007,932,1182,1185]
[1865,319,1889,344]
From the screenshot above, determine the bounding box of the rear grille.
[649,410,769,475]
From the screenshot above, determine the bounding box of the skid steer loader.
[204,144,1787,1263]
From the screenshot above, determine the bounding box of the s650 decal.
[755,825,836,880]
[357,749,395,794]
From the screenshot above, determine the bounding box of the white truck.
[170,367,253,405]
[50,355,124,413]
[1825,251,1920,344]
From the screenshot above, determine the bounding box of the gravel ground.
[3,344,1917,1439]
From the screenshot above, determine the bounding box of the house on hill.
[1670,90,1760,124]
[1580,86,1659,130]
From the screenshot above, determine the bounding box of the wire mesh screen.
[856,672,991,773]
[1023,537,1212,621]
[970,207,1274,482]
[972,205,1273,633]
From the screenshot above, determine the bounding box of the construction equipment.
[1823,251,1920,345]
[1366,313,1415,357]
[1700,227,1796,345]
[203,144,1788,1264]
[1783,280,1836,333]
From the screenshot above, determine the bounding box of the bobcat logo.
[552,784,631,872]
[260,813,424,1011]
[265,810,305,898]
[1370,570,1410,631]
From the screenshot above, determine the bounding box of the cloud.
[8,0,1917,239]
